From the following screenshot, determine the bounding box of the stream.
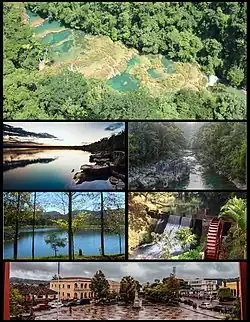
[170,150,238,190]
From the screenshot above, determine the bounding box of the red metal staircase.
[204,217,223,260]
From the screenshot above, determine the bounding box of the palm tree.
[219,196,246,258]
[219,196,246,232]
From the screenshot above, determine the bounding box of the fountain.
[132,291,142,310]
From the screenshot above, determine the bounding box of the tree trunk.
[32,192,36,260]
[68,192,73,260]
[14,193,20,260]
[119,234,122,254]
[55,248,57,257]
[100,192,105,256]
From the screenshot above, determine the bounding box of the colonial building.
[50,277,120,300]
[221,278,240,297]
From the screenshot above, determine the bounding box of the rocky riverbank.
[129,158,190,190]
[73,151,126,190]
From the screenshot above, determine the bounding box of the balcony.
[74,287,91,291]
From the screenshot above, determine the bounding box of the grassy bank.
[5,254,125,260]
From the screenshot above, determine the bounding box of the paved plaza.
[35,304,224,320]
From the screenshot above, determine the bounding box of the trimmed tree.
[90,270,110,300]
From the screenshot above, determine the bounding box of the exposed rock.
[112,151,125,167]
[129,158,190,189]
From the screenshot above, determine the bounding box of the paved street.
[35,304,225,320]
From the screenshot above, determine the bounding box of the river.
[4,227,125,259]
[3,149,113,190]
[168,150,238,190]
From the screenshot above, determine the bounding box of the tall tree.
[100,192,105,256]
[32,192,36,260]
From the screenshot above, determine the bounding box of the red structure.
[3,262,10,320]
[2,262,247,320]
[204,218,223,260]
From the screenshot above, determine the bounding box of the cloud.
[10,262,239,284]
[104,122,124,131]
[3,123,59,143]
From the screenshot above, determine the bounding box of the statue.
[132,291,142,309]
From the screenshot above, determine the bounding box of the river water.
[3,149,113,190]
[26,9,176,92]
[169,150,237,190]
[4,227,124,258]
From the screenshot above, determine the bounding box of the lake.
[3,149,114,190]
[4,227,125,258]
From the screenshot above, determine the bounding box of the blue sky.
[34,192,125,213]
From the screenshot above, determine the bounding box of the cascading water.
[132,215,192,259]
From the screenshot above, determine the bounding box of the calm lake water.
[4,227,125,258]
[3,149,113,190]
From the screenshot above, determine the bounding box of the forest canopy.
[3,2,247,120]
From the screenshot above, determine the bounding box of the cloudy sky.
[4,122,125,146]
[10,262,239,284]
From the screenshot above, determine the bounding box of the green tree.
[119,276,137,303]
[90,270,110,300]
[217,287,233,301]
[10,288,23,317]
[44,232,67,257]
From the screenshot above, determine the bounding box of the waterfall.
[180,216,192,227]
[132,215,192,259]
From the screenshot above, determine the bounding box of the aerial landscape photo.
[3,122,126,190]
[4,192,125,260]
[128,122,247,190]
[5,262,246,320]
[3,2,246,120]
[128,192,247,260]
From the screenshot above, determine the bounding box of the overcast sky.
[10,262,239,284]
[4,122,125,146]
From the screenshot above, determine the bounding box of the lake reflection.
[3,149,114,190]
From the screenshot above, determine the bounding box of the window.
[84,292,87,298]
[81,283,83,289]
[74,283,78,288]
[63,284,64,288]
[81,293,83,299]
[51,284,53,288]
[67,285,70,289]
[74,293,77,299]
[84,283,87,288]
[67,293,70,298]
[62,292,64,296]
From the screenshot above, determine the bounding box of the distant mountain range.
[43,209,100,219]
[10,277,49,285]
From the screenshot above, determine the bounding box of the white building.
[187,278,217,293]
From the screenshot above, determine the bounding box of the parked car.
[49,300,64,308]
[199,302,213,309]
[212,305,227,313]
[65,300,78,307]
[76,299,91,305]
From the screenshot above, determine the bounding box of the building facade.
[187,278,217,293]
[50,277,120,300]
[221,279,240,297]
